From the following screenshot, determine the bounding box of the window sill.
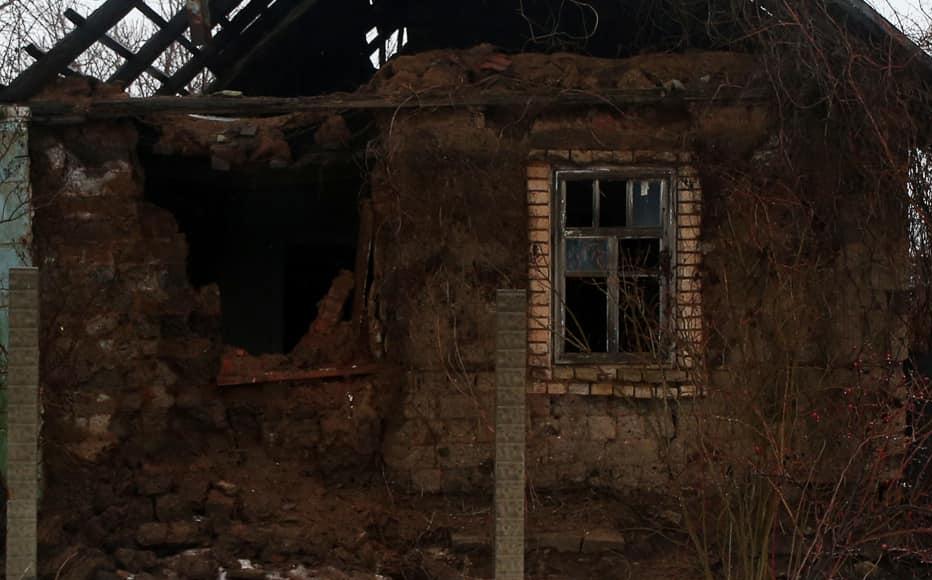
[547,363,690,384]
[528,380,700,399]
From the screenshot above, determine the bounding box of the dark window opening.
[143,155,364,355]
[556,171,672,361]
[619,277,661,353]
[565,277,608,354]
[565,179,593,227]
[598,179,628,227]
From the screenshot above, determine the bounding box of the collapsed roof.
[0,0,929,102]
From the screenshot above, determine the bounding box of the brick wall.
[526,149,703,398]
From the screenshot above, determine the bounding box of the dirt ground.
[42,445,699,579]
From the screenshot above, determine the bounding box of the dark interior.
[565,276,608,353]
[143,155,364,355]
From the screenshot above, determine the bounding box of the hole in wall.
[142,153,364,355]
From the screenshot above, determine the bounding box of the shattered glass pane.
[566,238,609,272]
[632,180,662,226]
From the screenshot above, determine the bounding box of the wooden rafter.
[3,0,925,105]
[23,45,80,78]
[62,9,182,92]
[156,0,276,96]
[0,0,135,101]
[129,0,201,56]
[209,0,325,93]
[0,0,315,100]
[26,87,768,123]
[109,0,242,87]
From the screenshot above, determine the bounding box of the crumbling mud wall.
[22,46,915,576]
[28,119,393,577]
[373,109,528,493]
[373,47,910,494]
[696,127,913,481]
[373,109,702,492]
[372,49,769,492]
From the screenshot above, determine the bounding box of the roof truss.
[0,0,926,104]
[0,0,320,101]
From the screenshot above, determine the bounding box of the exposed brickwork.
[526,150,705,398]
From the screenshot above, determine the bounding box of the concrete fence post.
[494,289,526,580]
[7,267,39,580]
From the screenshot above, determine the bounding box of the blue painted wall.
[0,106,34,479]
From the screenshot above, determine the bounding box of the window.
[554,169,674,362]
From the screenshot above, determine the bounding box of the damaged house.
[1,0,931,578]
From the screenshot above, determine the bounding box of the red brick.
[527,165,551,179]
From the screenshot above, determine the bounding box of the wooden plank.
[204,0,298,85]
[23,45,80,77]
[156,0,274,95]
[25,87,769,120]
[0,0,135,101]
[209,0,324,92]
[217,363,383,386]
[130,0,201,56]
[832,0,932,74]
[352,199,374,343]
[63,9,176,86]
[109,0,240,86]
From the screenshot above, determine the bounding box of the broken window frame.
[552,167,677,364]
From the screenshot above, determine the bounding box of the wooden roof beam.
[109,0,241,87]
[209,0,325,93]
[62,8,184,92]
[0,0,135,101]
[130,0,202,56]
[156,0,275,95]
[25,88,768,123]
[23,45,80,78]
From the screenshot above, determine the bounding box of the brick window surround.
[527,150,702,398]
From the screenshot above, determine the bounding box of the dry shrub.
[659,1,932,578]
